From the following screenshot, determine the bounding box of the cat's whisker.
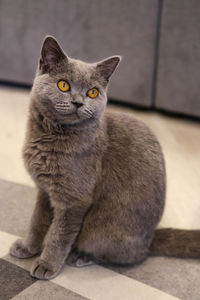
[81,107,93,118]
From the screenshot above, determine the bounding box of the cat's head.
[31,36,121,126]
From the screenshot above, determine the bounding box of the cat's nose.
[71,96,84,108]
[72,101,83,108]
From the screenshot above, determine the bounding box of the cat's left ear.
[96,56,121,81]
[39,35,67,73]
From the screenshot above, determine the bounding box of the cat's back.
[103,109,165,186]
[105,109,162,156]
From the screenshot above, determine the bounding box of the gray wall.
[156,0,200,117]
[0,0,158,107]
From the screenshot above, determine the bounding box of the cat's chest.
[24,141,68,183]
[23,137,99,197]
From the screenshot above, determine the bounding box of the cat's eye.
[57,80,70,92]
[87,88,99,99]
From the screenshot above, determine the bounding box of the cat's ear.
[96,56,121,81]
[39,36,67,73]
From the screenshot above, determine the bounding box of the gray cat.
[9,36,200,280]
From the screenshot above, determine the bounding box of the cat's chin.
[56,109,94,126]
[57,114,80,125]
[56,113,89,127]
[59,113,98,129]
[59,118,95,129]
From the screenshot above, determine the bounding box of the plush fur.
[9,36,200,280]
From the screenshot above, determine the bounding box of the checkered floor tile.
[0,178,199,300]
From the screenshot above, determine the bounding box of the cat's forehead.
[56,57,100,87]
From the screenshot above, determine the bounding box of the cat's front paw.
[31,258,61,280]
[9,239,37,259]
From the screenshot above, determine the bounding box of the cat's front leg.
[10,189,53,258]
[31,203,88,280]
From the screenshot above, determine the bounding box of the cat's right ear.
[96,56,121,82]
[39,36,67,73]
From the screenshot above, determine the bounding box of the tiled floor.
[0,85,200,299]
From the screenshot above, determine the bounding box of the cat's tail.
[150,228,200,258]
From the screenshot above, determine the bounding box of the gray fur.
[10,36,166,279]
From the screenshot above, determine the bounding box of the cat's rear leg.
[75,229,150,266]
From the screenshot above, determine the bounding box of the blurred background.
[0,0,200,229]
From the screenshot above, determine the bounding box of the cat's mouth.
[57,110,77,116]
[54,102,93,123]
[54,103,78,116]
[54,105,85,125]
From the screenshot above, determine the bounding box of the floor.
[0,85,200,299]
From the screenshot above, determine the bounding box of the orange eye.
[57,80,70,92]
[87,88,99,99]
